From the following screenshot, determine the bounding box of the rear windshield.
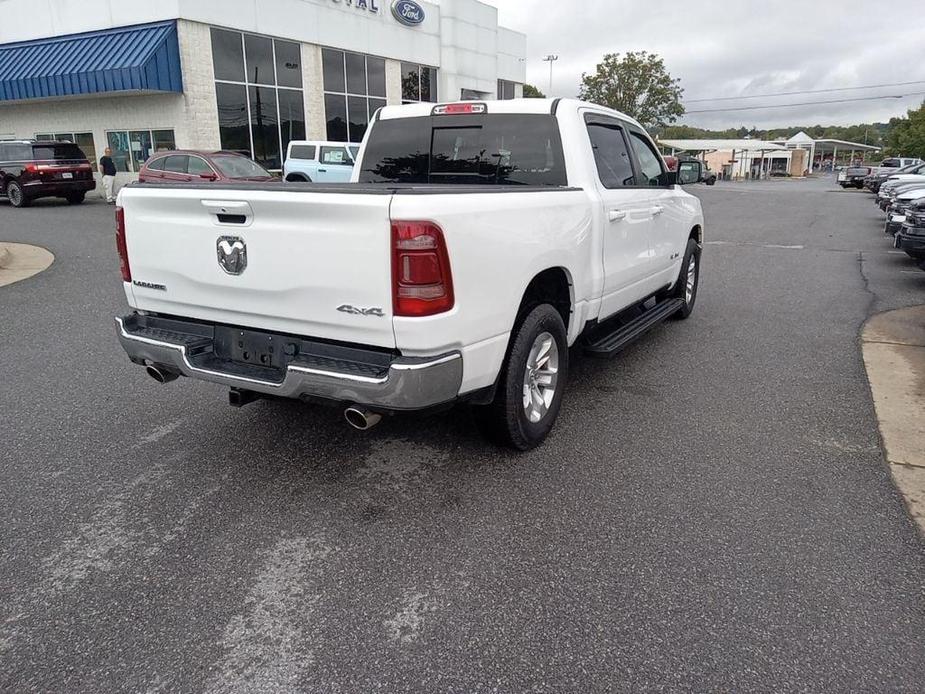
[212,155,272,179]
[32,143,86,161]
[358,114,567,186]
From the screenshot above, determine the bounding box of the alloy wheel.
[522,331,559,424]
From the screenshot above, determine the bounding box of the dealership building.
[0,0,526,181]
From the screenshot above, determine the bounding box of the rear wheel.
[475,304,568,450]
[7,180,29,207]
[671,237,701,320]
[66,192,85,205]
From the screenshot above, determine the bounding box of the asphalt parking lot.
[1,178,924,692]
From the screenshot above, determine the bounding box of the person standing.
[100,148,117,204]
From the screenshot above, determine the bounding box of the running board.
[583,299,684,358]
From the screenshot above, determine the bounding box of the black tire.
[66,192,85,205]
[7,180,30,208]
[706,177,716,186]
[286,174,311,183]
[474,304,568,451]
[671,237,701,320]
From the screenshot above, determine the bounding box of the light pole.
[543,55,559,96]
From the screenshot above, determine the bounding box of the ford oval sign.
[391,0,425,26]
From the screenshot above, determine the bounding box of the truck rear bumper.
[115,314,463,411]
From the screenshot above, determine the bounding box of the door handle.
[318,168,327,173]
[608,209,627,222]
[650,205,665,216]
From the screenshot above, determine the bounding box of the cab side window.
[163,155,189,173]
[187,156,213,176]
[146,157,167,171]
[629,131,668,187]
[585,117,636,188]
[320,146,350,165]
[289,145,316,161]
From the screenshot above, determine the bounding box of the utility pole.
[543,55,559,96]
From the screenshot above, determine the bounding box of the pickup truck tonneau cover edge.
[124,182,584,195]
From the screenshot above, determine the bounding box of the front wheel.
[474,304,568,450]
[671,237,701,320]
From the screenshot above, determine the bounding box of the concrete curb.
[861,305,925,534]
[0,243,11,270]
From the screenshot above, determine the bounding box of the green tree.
[885,102,925,159]
[578,51,684,128]
[523,84,546,98]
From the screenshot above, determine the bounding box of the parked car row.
[863,160,925,193]
[866,162,925,272]
[2,138,364,208]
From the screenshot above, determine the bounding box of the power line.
[684,92,925,114]
[684,80,925,104]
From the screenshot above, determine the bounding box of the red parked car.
[138,150,278,184]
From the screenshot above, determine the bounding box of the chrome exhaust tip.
[145,364,179,384]
[344,406,382,431]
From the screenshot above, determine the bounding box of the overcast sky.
[479,0,925,131]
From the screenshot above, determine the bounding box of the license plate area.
[214,327,284,369]
[60,172,73,179]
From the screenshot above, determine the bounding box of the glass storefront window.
[244,34,274,85]
[401,63,438,104]
[278,88,306,155]
[211,27,306,170]
[275,40,302,89]
[323,49,405,142]
[322,48,345,93]
[152,129,176,153]
[401,63,420,102]
[324,93,348,142]
[345,52,366,96]
[249,86,280,169]
[497,80,518,100]
[215,82,250,154]
[104,130,175,172]
[211,29,245,82]
[74,133,98,171]
[129,130,153,171]
[106,131,132,172]
[347,95,369,144]
[367,57,386,98]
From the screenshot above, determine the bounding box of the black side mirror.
[678,161,702,185]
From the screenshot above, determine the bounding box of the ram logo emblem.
[217,236,247,275]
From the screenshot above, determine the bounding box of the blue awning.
[0,21,182,102]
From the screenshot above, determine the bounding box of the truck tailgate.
[120,185,396,348]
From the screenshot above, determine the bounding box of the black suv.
[0,140,96,207]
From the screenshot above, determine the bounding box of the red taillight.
[115,206,131,282]
[391,221,454,317]
[23,162,38,173]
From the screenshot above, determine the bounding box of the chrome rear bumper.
[115,315,462,410]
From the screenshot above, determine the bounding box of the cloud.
[480,0,925,128]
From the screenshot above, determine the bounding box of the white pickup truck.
[115,99,705,449]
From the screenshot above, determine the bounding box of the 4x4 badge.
[337,305,385,318]
[217,236,247,275]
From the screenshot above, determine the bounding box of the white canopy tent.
[772,131,880,170]
[657,139,790,180]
